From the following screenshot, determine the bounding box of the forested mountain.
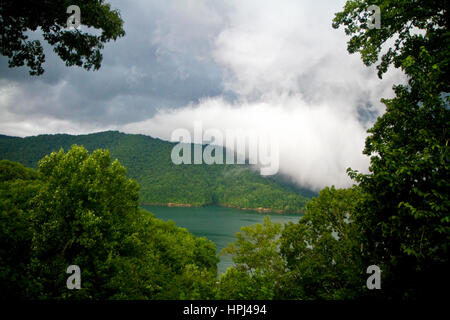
[0,131,311,213]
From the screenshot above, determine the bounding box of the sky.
[0,0,406,190]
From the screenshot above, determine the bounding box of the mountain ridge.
[0,130,313,213]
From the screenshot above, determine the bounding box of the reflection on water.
[142,205,303,275]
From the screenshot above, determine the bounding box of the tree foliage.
[332,0,449,80]
[218,187,363,300]
[334,0,449,298]
[217,216,284,300]
[0,146,218,299]
[0,0,125,75]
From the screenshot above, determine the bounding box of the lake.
[141,205,303,275]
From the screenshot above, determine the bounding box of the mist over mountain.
[0,131,313,213]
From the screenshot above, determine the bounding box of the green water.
[142,205,302,275]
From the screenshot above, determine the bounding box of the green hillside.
[0,131,310,213]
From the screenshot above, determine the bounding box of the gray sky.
[0,0,405,190]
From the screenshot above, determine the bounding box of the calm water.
[142,205,302,275]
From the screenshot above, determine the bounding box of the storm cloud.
[0,0,406,189]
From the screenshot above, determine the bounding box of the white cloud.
[122,0,405,190]
[122,94,368,190]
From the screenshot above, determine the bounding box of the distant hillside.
[0,131,312,213]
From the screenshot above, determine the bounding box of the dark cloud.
[0,0,226,127]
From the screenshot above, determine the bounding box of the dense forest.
[0,131,311,213]
[0,150,218,299]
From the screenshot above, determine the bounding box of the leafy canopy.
[332,0,449,82]
[218,187,364,300]
[334,0,449,298]
[218,216,284,300]
[280,187,364,300]
[0,0,125,75]
[0,146,218,299]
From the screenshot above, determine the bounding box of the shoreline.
[140,202,304,215]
